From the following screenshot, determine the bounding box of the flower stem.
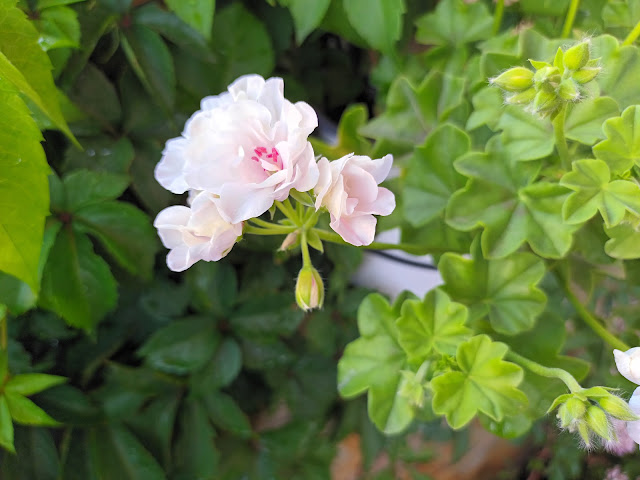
[561,0,580,38]
[552,106,571,171]
[244,225,295,236]
[507,350,582,392]
[492,0,505,36]
[623,19,640,46]
[300,230,312,268]
[249,217,295,231]
[311,228,447,255]
[275,200,300,225]
[554,270,630,351]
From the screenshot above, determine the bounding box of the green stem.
[275,200,300,225]
[0,309,6,351]
[561,0,580,38]
[300,230,312,268]
[623,19,640,46]
[244,225,295,236]
[248,218,296,232]
[507,351,582,392]
[312,228,447,256]
[552,106,571,170]
[492,0,505,36]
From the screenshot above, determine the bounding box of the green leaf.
[561,159,640,226]
[0,0,76,143]
[64,137,134,174]
[191,338,242,391]
[39,227,118,330]
[281,0,330,44]
[415,0,492,46]
[496,105,554,161]
[466,86,504,131]
[0,427,58,479]
[593,105,640,174]
[337,294,414,434]
[35,5,80,51]
[603,0,640,36]
[5,374,66,396]
[87,424,166,480]
[32,385,102,425]
[396,289,470,362]
[431,334,527,429]
[403,124,469,227]
[5,392,60,426]
[595,38,640,109]
[439,239,547,335]
[343,0,405,54]
[230,292,304,338]
[121,24,175,112]
[446,137,577,259]
[310,103,370,158]
[604,217,640,259]
[67,63,122,130]
[0,80,49,291]
[519,0,570,16]
[59,169,129,212]
[201,391,252,438]
[564,97,620,145]
[165,0,215,40]
[211,3,275,88]
[187,261,238,317]
[359,73,465,154]
[0,396,15,453]
[74,201,158,279]
[138,316,220,375]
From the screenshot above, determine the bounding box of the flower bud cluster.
[489,40,601,118]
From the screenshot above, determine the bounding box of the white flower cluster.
[154,74,395,271]
[613,348,640,448]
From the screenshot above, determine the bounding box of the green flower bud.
[533,66,561,88]
[295,265,324,311]
[558,78,580,102]
[566,397,587,420]
[557,403,573,429]
[597,394,639,421]
[563,41,590,71]
[585,405,611,441]
[577,421,591,447]
[529,59,551,70]
[399,370,427,408]
[505,87,536,105]
[531,90,557,114]
[490,67,534,92]
[572,67,601,84]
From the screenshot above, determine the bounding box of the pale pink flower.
[626,387,640,448]
[155,74,319,224]
[606,419,636,456]
[604,465,629,480]
[314,153,395,246]
[154,192,243,272]
[614,348,640,384]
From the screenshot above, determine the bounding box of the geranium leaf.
[415,0,492,46]
[337,293,414,434]
[446,136,577,259]
[310,104,370,158]
[439,239,547,335]
[604,216,640,259]
[343,0,405,54]
[403,124,469,227]
[466,86,504,131]
[431,334,527,429]
[593,105,640,174]
[565,97,620,145]
[396,288,470,363]
[594,36,640,109]
[496,105,554,161]
[561,159,640,226]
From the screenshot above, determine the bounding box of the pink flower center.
[251,146,282,172]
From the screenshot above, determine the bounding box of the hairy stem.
[561,0,580,38]
[312,228,447,255]
[623,19,640,46]
[492,0,505,36]
[552,106,571,170]
[507,351,582,392]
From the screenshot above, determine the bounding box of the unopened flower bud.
[399,370,427,408]
[295,265,324,311]
[505,87,536,105]
[531,90,557,113]
[597,394,639,422]
[533,66,561,88]
[279,232,298,251]
[490,67,534,92]
[578,421,591,447]
[572,66,601,84]
[558,78,580,101]
[563,41,590,71]
[566,396,587,420]
[586,405,612,440]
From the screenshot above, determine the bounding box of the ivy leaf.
[5,374,66,396]
[564,97,620,145]
[281,0,330,44]
[396,289,470,363]
[5,392,60,426]
[431,334,527,429]
[165,0,215,41]
[310,104,370,158]
[593,105,640,174]
[496,105,554,161]
[359,72,465,154]
[343,0,405,54]
[561,159,640,226]
[403,123,469,227]
[337,293,414,434]
[446,136,577,259]
[604,216,640,259]
[415,0,492,46]
[439,239,547,335]
[39,227,117,331]
[594,36,640,109]
[466,86,504,131]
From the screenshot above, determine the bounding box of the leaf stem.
[507,350,582,392]
[311,228,447,255]
[561,0,580,38]
[623,19,640,46]
[552,106,571,170]
[492,0,505,36]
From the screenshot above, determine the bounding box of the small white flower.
[614,348,640,384]
[155,74,319,224]
[154,192,242,272]
[314,153,395,246]
[626,387,640,449]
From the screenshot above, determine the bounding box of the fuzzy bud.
[295,265,324,311]
[558,78,580,102]
[597,394,639,422]
[573,66,601,84]
[531,90,557,114]
[490,67,534,92]
[586,405,612,441]
[563,41,590,71]
[505,87,537,105]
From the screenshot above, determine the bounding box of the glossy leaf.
[447,137,577,259]
[396,289,470,362]
[564,97,619,145]
[338,294,414,434]
[5,373,66,396]
[58,169,129,212]
[187,261,238,317]
[561,159,640,226]
[343,0,405,54]
[5,392,60,426]
[282,0,330,44]
[403,124,469,227]
[191,338,242,391]
[439,239,547,335]
[431,335,527,429]
[415,0,492,46]
[64,137,134,174]
[165,0,214,40]
[310,103,370,158]
[201,391,252,438]
[593,105,640,174]
[67,63,122,130]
